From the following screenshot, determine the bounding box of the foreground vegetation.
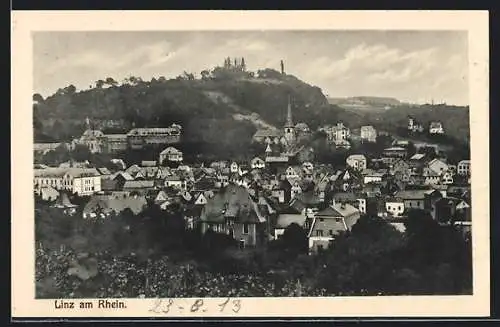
[35,197,472,298]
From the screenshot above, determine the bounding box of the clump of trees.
[35,194,472,298]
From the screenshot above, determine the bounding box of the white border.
[11,10,490,318]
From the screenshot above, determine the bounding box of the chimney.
[280,60,285,75]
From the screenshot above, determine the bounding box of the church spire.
[284,95,294,128]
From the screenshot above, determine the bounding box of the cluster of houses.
[33,97,470,254]
[408,116,445,135]
[33,119,182,156]
[34,139,472,253]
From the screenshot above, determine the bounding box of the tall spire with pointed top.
[284,95,294,128]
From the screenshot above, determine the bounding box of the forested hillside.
[33,63,470,152]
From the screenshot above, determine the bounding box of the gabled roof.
[122,180,155,189]
[200,184,266,224]
[83,194,147,215]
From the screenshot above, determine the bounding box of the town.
[34,94,471,253]
[33,57,472,299]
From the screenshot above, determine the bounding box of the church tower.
[284,95,296,144]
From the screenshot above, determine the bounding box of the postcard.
[11,10,490,319]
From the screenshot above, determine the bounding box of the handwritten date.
[149,297,241,314]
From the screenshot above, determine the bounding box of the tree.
[105,77,118,86]
[72,144,92,162]
[64,85,77,94]
[95,80,105,89]
[33,93,44,103]
[280,223,308,256]
[200,70,210,81]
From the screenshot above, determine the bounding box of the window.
[329,230,334,236]
[416,201,420,206]
[316,230,323,237]
[243,223,249,234]
[398,206,402,211]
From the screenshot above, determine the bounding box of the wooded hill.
[33,63,470,153]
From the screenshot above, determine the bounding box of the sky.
[33,31,469,105]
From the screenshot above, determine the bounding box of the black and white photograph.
[12,11,489,318]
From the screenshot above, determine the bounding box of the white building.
[385,198,405,217]
[360,125,377,143]
[325,122,351,147]
[457,160,471,176]
[429,121,445,134]
[159,147,183,164]
[346,154,367,171]
[34,167,102,196]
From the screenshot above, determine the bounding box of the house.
[457,160,471,176]
[159,147,183,165]
[103,134,128,153]
[271,179,291,204]
[346,154,367,171]
[82,194,148,219]
[194,192,208,205]
[250,157,265,170]
[77,129,105,153]
[164,174,186,190]
[274,206,307,240]
[428,158,449,175]
[34,167,102,196]
[356,197,367,214]
[308,202,361,253]
[154,190,169,204]
[395,189,442,212]
[302,161,314,171]
[429,121,445,134]
[423,168,441,185]
[127,125,182,150]
[360,125,377,143]
[141,160,157,167]
[382,147,407,161]
[324,122,351,147]
[285,166,301,179]
[408,117,424,133]
[362,169,386,184]
[199,184,268,248]
[36,186,60,201]
[290,181,303,199]
[441,171,454,185]
[122,180,155,193]
[230,162,239,174]
[384,197,405,218]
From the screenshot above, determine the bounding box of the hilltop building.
[408,116,424,133]
[429,121,445,134]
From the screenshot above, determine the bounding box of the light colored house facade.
[360,125,377,142]
[159,146,183,164]
[34,167,102,196]
[346,154,367,171]
[385,198,405,217]
[308,202,360,253]
[457,160,471,176]
[429,121,445,134]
